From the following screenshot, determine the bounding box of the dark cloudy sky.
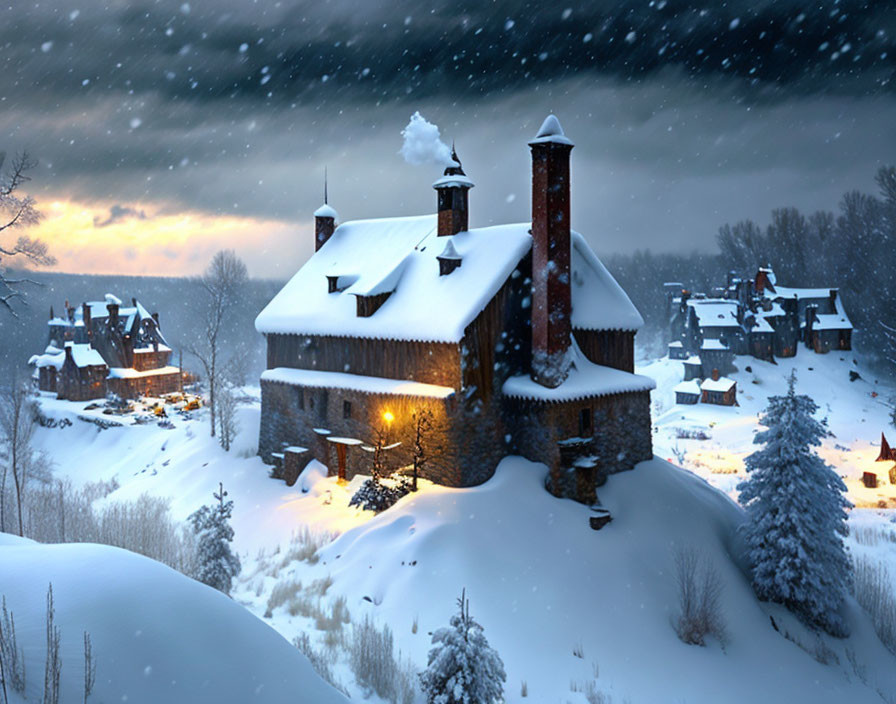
[2,0,894,277]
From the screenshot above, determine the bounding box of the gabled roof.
[687,299,740,328]
[256,215,643,342]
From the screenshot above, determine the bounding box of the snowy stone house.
[30,295,181,401]
[255,115,655,504]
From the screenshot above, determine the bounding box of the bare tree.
[411,409,436,491]
[0,383,37,536]
[188,250,248,439]
[0,595,26,702]
[83,631,96,704]
[0,151,54,315]
[43,584,61,704]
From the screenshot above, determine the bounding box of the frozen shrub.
[673,547,727,647]
[853,555,896,654]
[350,615,398,701]
[349,476,413,513]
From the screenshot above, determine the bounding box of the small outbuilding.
[682,355,703,382]
[674,380,701,405]
[668,341,688,360]
[701,369,737,406]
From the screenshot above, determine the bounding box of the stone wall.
[503,390,653,504]
[259,379,507,487]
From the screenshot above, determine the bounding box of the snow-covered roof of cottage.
[668,341,683,348]
[64,343,106,368]
[29,349,65,370]
[687,299,740,328]
[529,114,574,146]
[701,376,736,393]
[674,380,701,396]
[747,316,774,334]
[769,286,836,301]
[501,342,655,403]
[683,355,702,366]
[255,215,643,342]
[700,339,730,351]
[48,316,71,327]
[261,367,455,399]
[107,365,180,379]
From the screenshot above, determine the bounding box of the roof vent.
[437,239,462,276]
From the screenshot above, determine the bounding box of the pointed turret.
[433,145,474,236]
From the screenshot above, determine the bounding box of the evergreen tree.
[188,483,241,596]
[419,590,505,704]
[737,373,853,635]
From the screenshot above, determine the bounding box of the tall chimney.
[433,146,473,236]
[529,114,574,388]
[313,171,338,251]
[107,302,119,328]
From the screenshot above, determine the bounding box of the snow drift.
[0,535,347,704]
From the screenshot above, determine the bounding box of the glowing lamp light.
[383,411,395,423]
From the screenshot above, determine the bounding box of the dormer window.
[355,292,392,317]
[326,274,358,294]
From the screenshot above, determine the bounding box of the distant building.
[700,370,737,406]
[674,380,701,405]
[255,115,656,505]
[30,295,181,401]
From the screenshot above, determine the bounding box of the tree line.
[606,165,896,376]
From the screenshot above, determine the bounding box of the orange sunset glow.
[29,198,311,279]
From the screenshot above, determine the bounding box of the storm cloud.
[1,0,894,274]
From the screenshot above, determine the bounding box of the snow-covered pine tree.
[188,482,241,596]
[419,590,505,704]
[737,372,853,636]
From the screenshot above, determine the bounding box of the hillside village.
[666,266,854,407]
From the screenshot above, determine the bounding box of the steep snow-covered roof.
[674,380,701,395]
[687,299,740,328]
[502,343,655,402]
[256,215,643,341]
[64,343,106,368]
[770,286,836,301]
[701,376,736,393]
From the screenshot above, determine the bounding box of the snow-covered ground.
[0,533,346,704]
[7,353,896,703]
[641,351,896,508]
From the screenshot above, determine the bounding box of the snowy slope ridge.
[300,458,896,704]
[0,535,347,704]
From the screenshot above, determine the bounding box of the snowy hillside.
[15,374,896,703]
[642,351,896,507]
[0,534,346,704]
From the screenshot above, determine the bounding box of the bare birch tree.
[0,383,36,536]
[188,250,248,439]
[0,151,54,315]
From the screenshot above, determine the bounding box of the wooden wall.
[573,329,635,372]
[266,333,463,389]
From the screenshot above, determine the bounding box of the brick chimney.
[712,368,720,382]
[82,302,92,338]
[107,302,119,328]
[529,114,574,388]
[314,170,338,251]
[433,146,473,236]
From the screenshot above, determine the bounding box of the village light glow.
[382,411,395,423]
